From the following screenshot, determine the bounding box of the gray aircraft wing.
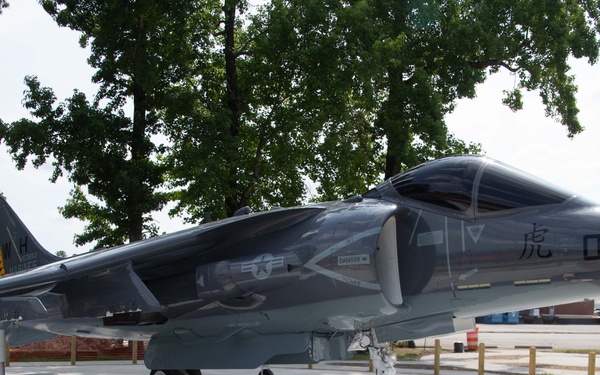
[0,206,324,297]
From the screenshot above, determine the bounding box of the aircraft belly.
[143,293,397,370]
[452,280,600,318]
[145,332,311,370]
[171,293,396,337]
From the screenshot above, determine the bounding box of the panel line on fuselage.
[461,220,465,253]
[445,216,451,278]
[408,209,422,245]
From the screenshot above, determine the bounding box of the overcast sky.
[2,0,600,256]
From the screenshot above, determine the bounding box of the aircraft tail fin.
[0,196,60,276]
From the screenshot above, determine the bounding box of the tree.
[0,1,8,14]
[167,0,485,220]
[250,0,599,196]
[1,0,218,248]
[166,0,319,221]
[5,0,599,242]
[239,0,481,201]
[1,76,161,248]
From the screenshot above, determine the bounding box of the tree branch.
[468,59,519,73]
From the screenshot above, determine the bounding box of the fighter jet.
[0,155,599,375]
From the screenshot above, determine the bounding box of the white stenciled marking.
[241,253,284,280]
[417,230,443,247]
[305,227,381,290]
[338,254,370,266]
[466,225,485,244]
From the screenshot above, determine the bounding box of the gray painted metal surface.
[0,156,599,374]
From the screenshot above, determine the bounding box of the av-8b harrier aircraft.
[0,155,599,375]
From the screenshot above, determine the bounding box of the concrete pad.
[3,363,377,375]
[4,325,600,375]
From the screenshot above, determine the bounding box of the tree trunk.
[383,67,411,180]
[129,10,148,242]
[223,0,244,217]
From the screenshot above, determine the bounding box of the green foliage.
[40,0,219,109]
[240,0,487,198]
[0,0,8,14]
[166,0,321,221]
[0,0,218,248]
[458,0,600,138]
[59,187,160,248]
[502,89,524,112]
[0,76,165,248]
[54,250,67,258]
[2,0,599,245]
[246,0,598,196]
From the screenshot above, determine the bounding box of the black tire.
[258,369,274,375]
[151,370,195,375]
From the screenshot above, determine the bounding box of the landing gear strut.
[349,330,396,375]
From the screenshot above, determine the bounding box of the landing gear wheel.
[150,371,177,375]
[258,367,274,375]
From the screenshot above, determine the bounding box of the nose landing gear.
[349,330,397,375]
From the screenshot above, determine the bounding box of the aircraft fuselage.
[3,155,600,371]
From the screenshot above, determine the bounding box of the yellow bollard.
[434,339,440,375]
[369,359,374,372]
[4,337,8,367]
[589,351,596,375]
[529,347,536,375]
[132,341,138,365]
[70,336,76,366]
[478,343,485,375]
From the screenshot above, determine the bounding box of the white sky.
[1,0,600,256]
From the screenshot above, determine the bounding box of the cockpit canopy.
[364,155,574,218]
